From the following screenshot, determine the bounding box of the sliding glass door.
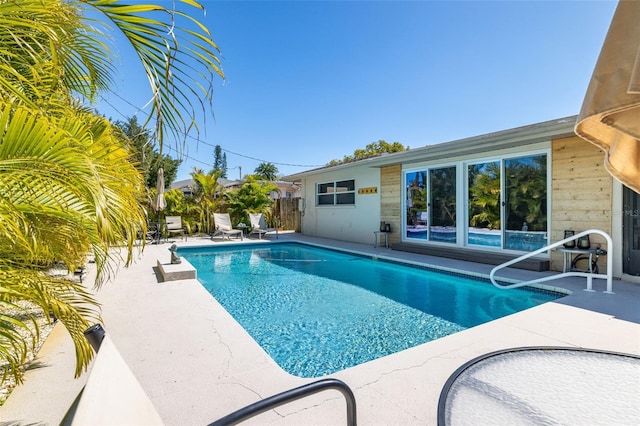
[429,166,457,244]
[468,161,501,247]
[406,171,428,240]
[404,151,548,252]
[504,154,548,251]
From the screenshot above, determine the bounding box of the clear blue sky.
[96,0,618,182]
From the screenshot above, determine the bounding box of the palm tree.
[225,176,278,225]
[191,168,225,234]
[254,162,279,181]
[0,0,224,382]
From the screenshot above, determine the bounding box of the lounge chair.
[248,213,279,239]
[211,213,243,241]
[165,216,187,241]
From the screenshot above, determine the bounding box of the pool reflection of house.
[283,115,638,280]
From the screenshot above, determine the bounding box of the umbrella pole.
[156,211,163,243]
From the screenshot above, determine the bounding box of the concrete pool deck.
[2,233,640,425]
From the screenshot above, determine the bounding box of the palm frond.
[82,0,224,150]
[0,266,99,380]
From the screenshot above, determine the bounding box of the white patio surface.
[2,232,639,425]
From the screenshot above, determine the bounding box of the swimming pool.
[180,243,562,378]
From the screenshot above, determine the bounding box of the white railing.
[490,229,613,294]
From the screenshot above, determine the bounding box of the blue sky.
[96,0,618,182]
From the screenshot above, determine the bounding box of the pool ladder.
[490,229,613,294]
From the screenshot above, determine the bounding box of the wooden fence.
[272,197,301,232]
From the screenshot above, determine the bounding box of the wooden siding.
[380,165,402,244]
[551,136,612,272]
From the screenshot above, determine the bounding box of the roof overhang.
[282,116,577,181]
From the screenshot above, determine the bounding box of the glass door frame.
[402,148,551,254]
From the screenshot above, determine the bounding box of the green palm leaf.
[0,0,223,385]
[81,0,224,149]
[0,102,147,380]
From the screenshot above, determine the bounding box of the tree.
[225,176,277,225]
[0,0,223,383]
[254,162,279,181]
[115,117,182,189]
[191,168,225,234]
[221,153,228,178]
[0,107,145,380]
[115,116,153,181]
[147,157,182,190]
[213,145,228,178]
[327,140,407,166]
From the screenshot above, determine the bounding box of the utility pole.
[238,166,242,180]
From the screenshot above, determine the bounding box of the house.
[283,116,636,280]
[171,178,301,199]
[217,178,301,199]
[171,179,196,197]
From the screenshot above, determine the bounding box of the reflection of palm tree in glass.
[469,162,501,229]
[408,185,426,225]
[430,167,456,227]
[406,171,427,225]
[506,156,547,231]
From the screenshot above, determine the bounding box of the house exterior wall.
[291,117,623,277]
[299,166,381,244]
[550,136,613,273]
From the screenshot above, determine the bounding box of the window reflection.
[468,162,501,247]
[403,154,547,252]
[504,155,547,251]
[429,167,457,244]
[406,171,427,240]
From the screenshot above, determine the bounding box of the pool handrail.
[208,378,357,426]
[490,229,613,294]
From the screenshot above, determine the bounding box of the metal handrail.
[208,378,357,426]
[490,229,613,294]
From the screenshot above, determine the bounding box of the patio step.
[391,243,550,271]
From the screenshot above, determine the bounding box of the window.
[317,179,355,205]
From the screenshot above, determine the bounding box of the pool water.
[180,243,561,378]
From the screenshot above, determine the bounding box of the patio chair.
[165,216,187,241]
[248,213,279,239]
[212,213,243,241]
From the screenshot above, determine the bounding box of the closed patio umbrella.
[575,0,640,193]
[150,167,166,243]
[152,167,166,215]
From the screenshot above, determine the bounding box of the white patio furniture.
[248,213,278,239]
[211,213,243,241]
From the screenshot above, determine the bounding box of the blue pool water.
[180,243,561,378]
